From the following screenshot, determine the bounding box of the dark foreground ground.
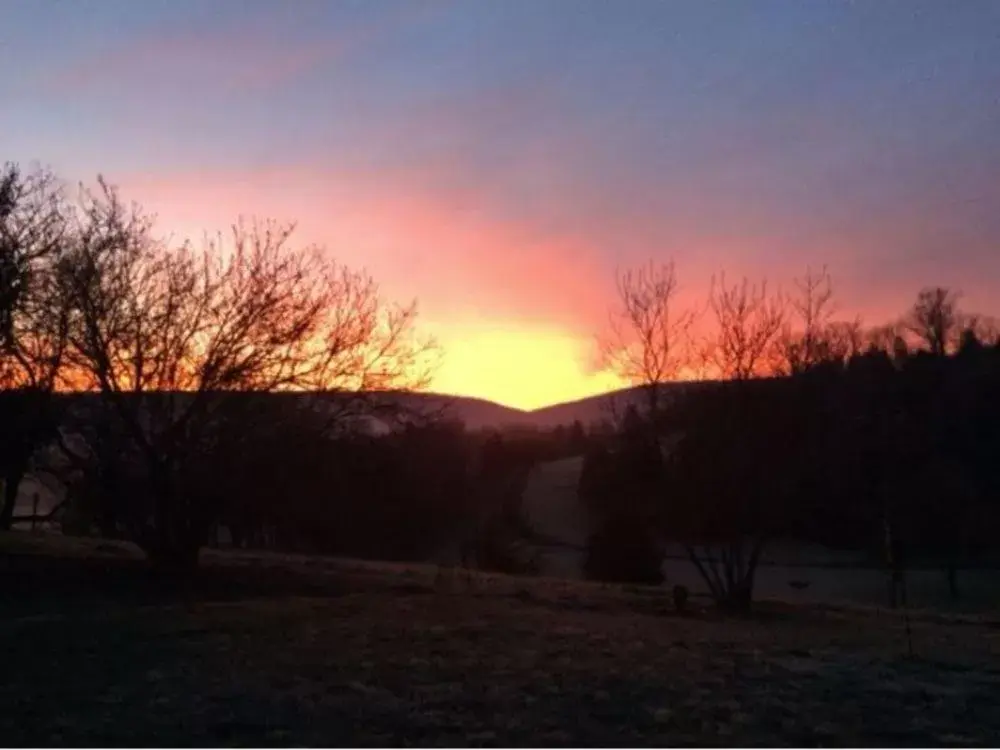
[3,533,1000,747]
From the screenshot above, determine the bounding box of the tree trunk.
[142,523,202,573]
[686,545,726,604]
[721,564,757,613]
[141,480,203,574]
[688,539,763,614]
[0,467,26,531]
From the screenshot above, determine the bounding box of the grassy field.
[3,533,1000,746]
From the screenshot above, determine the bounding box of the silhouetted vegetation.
[4,161,1000,620]
[0,164,72,531]
[580,406,667,585]
[598,261,1000,611]
[2,164,437,568]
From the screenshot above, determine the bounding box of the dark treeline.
[1,162,592,571]
[23,394,589,569]
[4,162,1000,615]
[584,263,1000,610]
[53,398,584,566]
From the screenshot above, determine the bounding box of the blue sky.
[3,0,999,406]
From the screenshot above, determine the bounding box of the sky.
[3,0,1000,409]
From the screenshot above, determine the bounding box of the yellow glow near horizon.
[111,176,634,410]
[428,325,628,411]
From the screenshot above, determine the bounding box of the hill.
[8,384,673,520]
[437,381,709,430]
[394,381,710,431]
[28,382,705,440]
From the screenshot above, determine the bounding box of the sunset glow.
[7,6,1000,743]
[5,0,1000,408]
[428,325,627,411]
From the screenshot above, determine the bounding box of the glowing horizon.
[426,324,629,411]
[6,1,1000,409]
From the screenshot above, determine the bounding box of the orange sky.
[8,2,1000,409]
[112,163,999,410]
[116,168,638,410]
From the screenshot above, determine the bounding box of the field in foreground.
[3,534,1000,746]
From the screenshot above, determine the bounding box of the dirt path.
[520,456,590,577]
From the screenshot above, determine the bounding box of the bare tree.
[599,260,697,420]
[863,323,916,372]
[667,275,787,611]
[666,376,805,612]
[0,164,70,388]
[772,268,868,374]
[773,267,836,375]
[825,318,866,364]
[705,273,786,380]
[960,313,1000,347]
[0,164,72,529]
[906,287,961,356]
[58,178,436,568]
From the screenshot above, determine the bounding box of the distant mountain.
[386,392,531,430]
[515,388,644,429]
[415,381,709,431]
[46,382,710,434]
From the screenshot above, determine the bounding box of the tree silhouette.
[705,273,786,380]
[906,287,961,356]
[773,267,864,376]
[56,178,436,569]
[773,266,836,375]
[600,260,697,419]
[665,377,811,611]
[0,164,72,530]
[584,511,664,585]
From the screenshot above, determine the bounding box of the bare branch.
[0,163,72,390]
[962,314,1000,346]
[773,267,837,375]
[57,180,438,565]
[599,260,698,417]
[705,273,786,380]
[905,287,961,356]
